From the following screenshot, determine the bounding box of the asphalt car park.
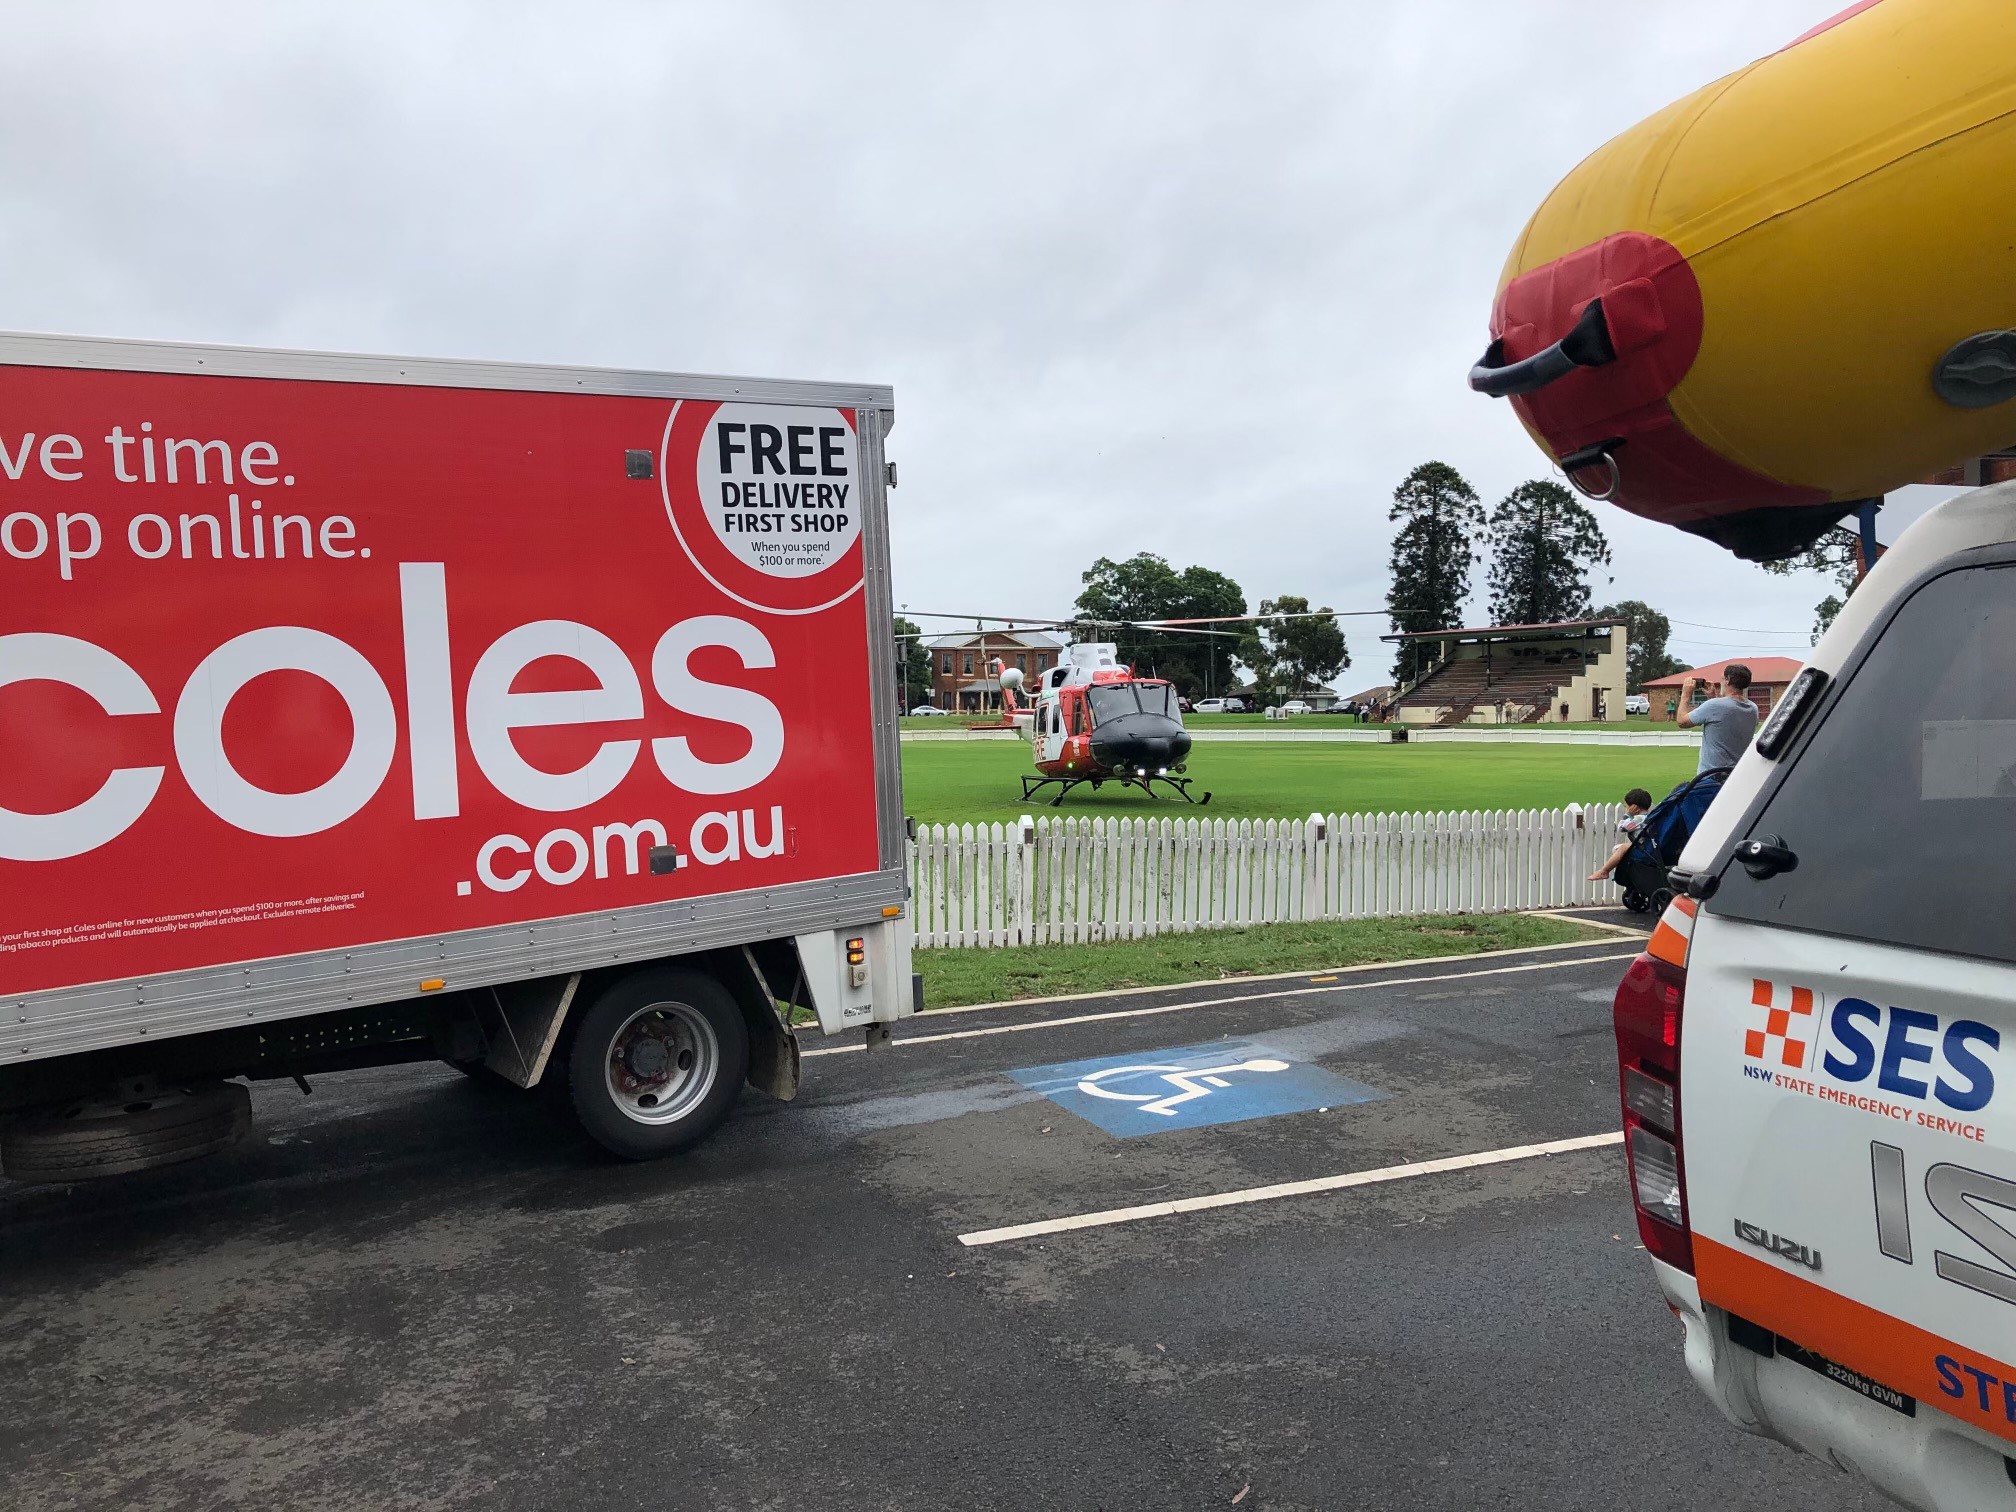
[0,921,1891,1511]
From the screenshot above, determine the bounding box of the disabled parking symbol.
[1008,1038,1386,1137]
[1077,1056,1292,1116]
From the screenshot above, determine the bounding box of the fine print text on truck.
[2,425,366,580]
[690,402,861,581]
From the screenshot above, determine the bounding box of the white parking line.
[803,951,1638,1058]
[913,928,1636,1017]
[956,1130,1626,1247]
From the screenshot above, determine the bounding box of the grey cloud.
[0,1,1870,660]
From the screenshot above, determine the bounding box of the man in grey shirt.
[1678,662,1759,772]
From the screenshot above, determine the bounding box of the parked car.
[1193,698,1228,714]
[1624,693,1650,715]
[909,703,949,716]
[1221,697,1249,713]
[1281,699,1312,715]
[1177,695,1194,713]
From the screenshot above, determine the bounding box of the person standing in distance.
[1677,662,1758,772]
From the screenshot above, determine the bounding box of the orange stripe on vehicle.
[1647,895,1697,967]
[1647,920,1689,967]
[1696,1236,2016,1442]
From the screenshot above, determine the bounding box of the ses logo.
[1743,980,2000,1116]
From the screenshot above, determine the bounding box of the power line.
[901,608,1376,626]
[1668,636,1813,651]
[1665,616,1809,634]
[901,606,1811,648]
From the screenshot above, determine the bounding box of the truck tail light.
[845,937,866,966]
[1614,912,1695,1272]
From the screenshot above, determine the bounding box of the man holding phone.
[1677,662,1758,772]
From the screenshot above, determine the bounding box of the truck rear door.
[1683,557,2016,1444]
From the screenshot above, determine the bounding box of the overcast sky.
[0,0,1949,677]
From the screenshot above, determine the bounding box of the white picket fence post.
[906,802,1624,949]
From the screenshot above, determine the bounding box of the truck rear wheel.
[567,967,748,1160]
[0,1082,252,1184]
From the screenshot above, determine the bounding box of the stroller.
[1614,766,1731,914]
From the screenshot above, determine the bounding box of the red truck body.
[0,335,908,1170]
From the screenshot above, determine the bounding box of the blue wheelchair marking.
[1007,1037,1386,1138]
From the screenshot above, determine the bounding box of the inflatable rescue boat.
[1471,0,2016,559]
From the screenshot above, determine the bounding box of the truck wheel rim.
[605,1003,719,1126]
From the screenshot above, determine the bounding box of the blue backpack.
[1632,767,1732,867]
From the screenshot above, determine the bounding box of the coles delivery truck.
[0,332,913,1180]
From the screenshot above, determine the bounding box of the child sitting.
[1589,788,1654,882]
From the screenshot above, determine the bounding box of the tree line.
[893,460,1704,708]
[1385,461,1682,690]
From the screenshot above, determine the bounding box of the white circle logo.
[693,403,860,580]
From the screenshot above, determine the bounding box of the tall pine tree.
[1385,462,1483,685]
[1486,480,1612,626]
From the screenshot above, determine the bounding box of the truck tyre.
[0,1082,252,1184]
[567,967,748,1160]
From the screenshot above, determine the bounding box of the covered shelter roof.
[1642,656,1803,688]
[1380,617,1622,643]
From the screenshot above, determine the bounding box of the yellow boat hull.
[1476,0,2016,558]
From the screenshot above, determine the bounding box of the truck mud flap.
[478,974,580,1088]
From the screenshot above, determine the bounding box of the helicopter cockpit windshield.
[1087,683,1177,723]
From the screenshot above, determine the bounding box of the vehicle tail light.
[1614,944,1694,1272]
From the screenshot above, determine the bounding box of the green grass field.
[899,737,1698,825]
[897,713,1662,732]
[915,913,1601,1007]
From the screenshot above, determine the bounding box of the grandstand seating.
[1395,656,1566,725]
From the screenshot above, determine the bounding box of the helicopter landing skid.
[1020,773,1213,808]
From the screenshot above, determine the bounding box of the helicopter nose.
[1092,718,1191,771]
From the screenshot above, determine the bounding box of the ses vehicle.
[0,332,913,1182]
[1468,3,2016,1504]
[1616,488,2016,1508]
[1020,642,1209,806]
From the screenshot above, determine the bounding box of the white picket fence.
[907,805,1624,949]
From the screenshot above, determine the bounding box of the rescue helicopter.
[909,603,1354,807]
[1009,642,1209,806]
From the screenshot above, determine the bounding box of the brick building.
[1642,657,1803,722]
[926,630,1063,712]
[1921,449,2016,486]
